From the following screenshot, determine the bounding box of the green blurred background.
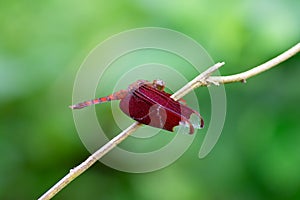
[1,0,300,199]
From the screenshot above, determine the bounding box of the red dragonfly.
[70,80,204,134]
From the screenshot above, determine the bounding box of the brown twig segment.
[38,122,142,200]
[38,42,299,200]
[208,43,300,84]
[170,62,225,101]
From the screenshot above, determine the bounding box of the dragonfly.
[70,80,204,134]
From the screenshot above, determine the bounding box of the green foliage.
[0,0,299,199]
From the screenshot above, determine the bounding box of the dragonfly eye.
[153,79,165,91]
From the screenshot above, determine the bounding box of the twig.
[38,122,141,200]
[172,43,300,99]
[207,43,300,84]
[38,42,299,200]
[170,62,225,101]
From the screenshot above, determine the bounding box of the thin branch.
[207,43,300,84]
[38,42,299,200]
[38,122,141,200]
[170,62,225,101]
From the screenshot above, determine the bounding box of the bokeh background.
[1,0,300,199]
